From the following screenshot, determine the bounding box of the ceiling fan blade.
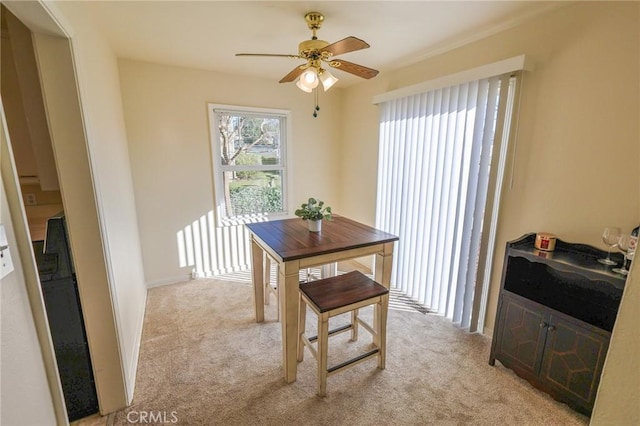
[279,65,307,83]
[236,53,301,59]
[320,37,370,56]
[329,59,379,79]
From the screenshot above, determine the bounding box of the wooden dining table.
[245,215,398,383]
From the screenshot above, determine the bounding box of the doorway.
[1,5,98,421]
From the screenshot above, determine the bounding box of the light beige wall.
[591,253,640,424]
[118,59,343,284]
[340,79,383,225]
[341,1,639,332]
[1,26,38,178]
[4,9,59,191]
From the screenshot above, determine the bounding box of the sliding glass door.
[376,73,519,331]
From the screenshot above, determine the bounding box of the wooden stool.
[297,270,389,396]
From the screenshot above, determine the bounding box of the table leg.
[374,243,395,346]
[279,260,300,383]
[251,238,265,323]
[375,242,395,289]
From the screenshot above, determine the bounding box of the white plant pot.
[308,219,322,232]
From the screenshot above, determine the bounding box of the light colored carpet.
[76,274,589,426]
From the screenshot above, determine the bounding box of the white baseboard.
[125,289,147,404]
[146,275,191,288]
[482,326,494,338]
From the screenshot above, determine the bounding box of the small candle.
[535,233,557,252]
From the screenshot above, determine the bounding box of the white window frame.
[208,103,293,227]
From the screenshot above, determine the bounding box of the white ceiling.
[83,1,563,87]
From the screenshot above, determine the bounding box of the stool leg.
[350,309,359,342]
[297,294,306,362]
[264,255,271,306]
[317,312,329,397]
[264,256,281,322]
[377,294,389,370]
[274,264,279,322]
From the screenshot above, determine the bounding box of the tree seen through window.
[214,109,287,219]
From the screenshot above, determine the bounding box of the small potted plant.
[294,197,332,232]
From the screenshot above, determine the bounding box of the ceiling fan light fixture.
[319,69,338,91]
[295,78,313,93]
[298,68,320,89]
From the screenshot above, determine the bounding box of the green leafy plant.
[234,152,261,180]
[229,185,282,215]
[294,197,332,221]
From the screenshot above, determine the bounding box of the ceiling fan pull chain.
[313,88,320,118]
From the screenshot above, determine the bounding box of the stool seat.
[300,271,389,313]
[298,270,390,396]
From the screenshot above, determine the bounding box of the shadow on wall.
[176,211,270,277]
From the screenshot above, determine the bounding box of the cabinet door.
[539,316,610,412]
[495,294,548,375]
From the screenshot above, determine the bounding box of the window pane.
[224,170,284,216]
[218,114,282,166]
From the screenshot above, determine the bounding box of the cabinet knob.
[539,322,548,328]
[547,325,556,332]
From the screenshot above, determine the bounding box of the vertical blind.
[376,75,508,329]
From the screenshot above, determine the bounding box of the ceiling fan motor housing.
[298,39,330,58]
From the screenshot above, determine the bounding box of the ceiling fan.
[235,12,379,93]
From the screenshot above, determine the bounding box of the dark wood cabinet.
[539,312,609,407]
[493,293,547,378]
[489,234,625,416]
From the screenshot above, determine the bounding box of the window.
[209,104,291,224]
